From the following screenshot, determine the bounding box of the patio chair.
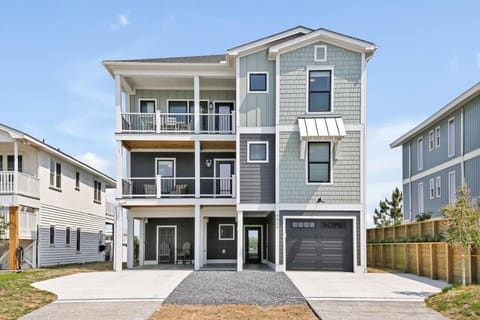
[144,184,156,195]
[176,241,192,264]
[158,241,171,263]
[170,184,188,195]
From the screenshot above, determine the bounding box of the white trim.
[306,66,335,113]
[244,224,264,263]
[237,204,276,211]
[435,126,441,148]
[448,117,455,158]
[247,72,269,93]
[418,182,424,213]
[276,124,363,132]
[138,98,157,113]
[247,141,269,163]
[235,56,241,206]
[144,260,158,265]
[206,259,237,264]
[155,157,176,178]
[282,215,358,273]
[132,148,193,153]
[429,178,435,200]
[314,45,327,62]
[218,223,235,240]
[428,130,434,151]
[156,225,177,264]
[278,203,363,211]
[213,158,235,197]
[305,141,333,185]
[417,137,423,171]
[116,133,236,142]
[436,176,441,198]
[448,171,456,205]
[238,127,275,134]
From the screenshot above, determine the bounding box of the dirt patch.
[151,304,318,320]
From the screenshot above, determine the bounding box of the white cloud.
[110,13,130,31]
[76,152,110,174]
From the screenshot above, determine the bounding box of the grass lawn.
[151,304,318,320]
[426,284,480,320]
[0,262,112,320]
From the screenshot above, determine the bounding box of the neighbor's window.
[448,118,455,157]
[247,141,268,163]
[49,225,55,245]
[66,227,71,246]
[417,137,423,171]
[308,70,331,112]
[7,155,23,172]
[435,126,440,148]
[429,179,435,199]
[248,73,268,92]
[448,171,456,205]
[436,176,441,198]
[308,142,330,183]
[429,131,434,151]
[219,224,235,240]
[49,159,62,189]
[418,182,424,213]
[94,181,102,203]
[76,228,81,252]
[139,99,156,113]
[75,172,80,190]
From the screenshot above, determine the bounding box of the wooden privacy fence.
[367,219,480,284]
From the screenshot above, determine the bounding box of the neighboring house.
[391,83,480,221]
[0,124,116,269]
[104,26,376,272]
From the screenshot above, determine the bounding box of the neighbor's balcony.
[120,112,236,134]
[0,171,40,199]
[0,207,37,240]
[121,175,236,199]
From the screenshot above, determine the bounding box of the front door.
[215,160,234,196]
[215,102,233,132]
[157,226,176,264]
[245,227,261,263]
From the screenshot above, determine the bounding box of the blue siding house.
[391,83,480,221]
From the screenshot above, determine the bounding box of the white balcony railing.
[122,175,236,199]
[120,111,235,134]
[0,171,40,199]
[19,209,37,239]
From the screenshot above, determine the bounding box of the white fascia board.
[390,82,480,148]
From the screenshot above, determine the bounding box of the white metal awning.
[298,117,346,140]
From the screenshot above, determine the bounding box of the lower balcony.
[121,176,236,199]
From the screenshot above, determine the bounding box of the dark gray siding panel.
[464,96,480,153]
[267,212,275,263]
[207,217,237,259]
[240,134,275,203]
[131,152,194,177]
[144,218,194,261]
[279,211,360,266]
[465,156,480,200]
[200,152,235,195]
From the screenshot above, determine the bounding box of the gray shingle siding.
[279,41,362,125]
[240,134,275,203]
[279,131,360,203]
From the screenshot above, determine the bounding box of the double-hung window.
[436,176,441,198]
[139,99,156,113]
[429,131,434,151]
[76,228,81,252]
[49,159,61,189]
[435,126,440,148]
[94,181,101,203]
[308,142,331,183]
[418,182,424,213]
[448,118,455,157]
[429,179,435,199]
[49,225,55,245]
[448,171,456,205]
[7,155,23,172]
[308,70,331,112]
[417,137,423,171]
[66,227,71,246]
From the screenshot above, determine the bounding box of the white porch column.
[127,215,134,268]
[116,142,123,199]
[139,218,145,267]
[194,204,201,270]
[194,75,200,134]
[195,140,200,198]
[237,210,243,271]
[113,206,123,271]
[115,74,122,133]
[13,141,18,193]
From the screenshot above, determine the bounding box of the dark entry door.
[158,227,175,263]
[245,227,261,263]
[286,219,353,271]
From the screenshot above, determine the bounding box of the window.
[49,159,61,189]
[429,179,435,199]
[156,159,175,177]
[314,45,327,62]
[247,141,268,163]
[418,182,424,213]
[7,155,23,172]
[139,99,156,113]
[429,131,434,151]
[291,221,316,228]
[94,181,101,203]
[417,137,423,171]
[448,118,455,157]
[435,126,440,148]
[76,228,81,251]
[248,72,268,92]
[75,172,80,190]
[66,227,71,245]
[168,100,195,114]
[49,225,55,245]
[308,70,331,112]
[308,142,330,183]
[436,176,441,198]
[448,171,456,205]
[219,224,234,240]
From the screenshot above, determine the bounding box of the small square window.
[248,73,268,92]
[219,224,234,240]
[314,45,327,62]
[247,141,268,163]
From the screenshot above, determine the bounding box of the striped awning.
[298,116,346,140]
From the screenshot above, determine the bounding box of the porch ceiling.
[124,76,236,91]
[123,140,195,150]
[201,141,236,150]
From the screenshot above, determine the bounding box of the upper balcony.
[0,171,40,199]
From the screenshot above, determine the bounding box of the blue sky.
[1,1,479,225]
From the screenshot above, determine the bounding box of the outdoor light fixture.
[205,159,212,168]
[209,102,213,110]
[316,197,325,203]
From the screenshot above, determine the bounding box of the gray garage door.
[286,219,353,271]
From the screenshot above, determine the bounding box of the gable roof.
[390,82,480,148]
[0,123,116,187]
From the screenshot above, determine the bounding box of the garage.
[285,219,353,271]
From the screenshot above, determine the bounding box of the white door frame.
[243,224,264,264]
[156,225,177,264]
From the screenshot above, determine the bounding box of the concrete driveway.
[21,270,191,320]
[287,271,449,320]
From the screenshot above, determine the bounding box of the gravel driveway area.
[164,271,305,306]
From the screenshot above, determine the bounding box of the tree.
[373,187,403,227]
[0,214,8,258]
[440,185,480,286]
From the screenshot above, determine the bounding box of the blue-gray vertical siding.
[403,183,411,220]
[239,134,275,203]
[464,95,480,153]
[465,155,480,200]
[402,144,410,179]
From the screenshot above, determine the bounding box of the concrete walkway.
[21,270,191,320]
[287,272,449,320]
